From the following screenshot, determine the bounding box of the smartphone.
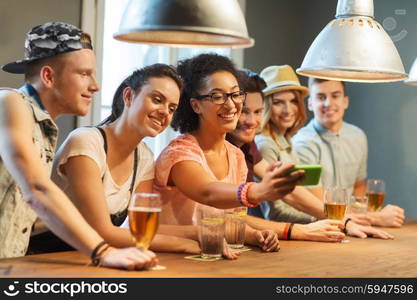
[290,165,322,186]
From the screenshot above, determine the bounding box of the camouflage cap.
[2,21,93,74]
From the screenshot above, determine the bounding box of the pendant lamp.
[405,58,417,86]
[296,0,408,83]
[113,0,254,48]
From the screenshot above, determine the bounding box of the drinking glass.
[225,206,247,249]
[366,179,385,212]
[348,195,368,215]
[197,206,225,260]
[323,186,349,242]
[128,192,164,269]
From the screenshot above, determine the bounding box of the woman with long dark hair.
[52,64,201,254]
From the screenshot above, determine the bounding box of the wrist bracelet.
[343,218,352,234]
[287,223,295,240]
[282,223,291,240]
[240,182,258,208]
[237,183,245,206]
[91,240,110,266]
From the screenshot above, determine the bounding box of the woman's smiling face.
[127,76,180,137]
[269,90,299,134]
[191,71,243,134]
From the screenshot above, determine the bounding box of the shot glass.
[225,206,247,249]
[197,206,225,259]
[348,195,368,215]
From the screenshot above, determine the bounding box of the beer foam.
[129,207,161,212]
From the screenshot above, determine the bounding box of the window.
[81,0,244,157]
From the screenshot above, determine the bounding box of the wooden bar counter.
[1,221,416,278]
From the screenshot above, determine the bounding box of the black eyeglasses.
[193,91,247,105]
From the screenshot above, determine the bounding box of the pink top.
[154,134,248,225]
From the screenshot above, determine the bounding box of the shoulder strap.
[113,147,138,226]
[95,125,137,192]
[95,125,138,224]
[130,148,138,195]
[95,126,108,154]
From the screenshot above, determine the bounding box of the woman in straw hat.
[255,65,319,223]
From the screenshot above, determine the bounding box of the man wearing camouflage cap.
[0,22,157,269]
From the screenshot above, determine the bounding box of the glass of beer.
[366,179,385,212]
[323,187,349,242]
[128,192,164,269]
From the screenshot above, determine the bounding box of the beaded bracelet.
[91,240,110,266]
[240,182,258,208]
[287,223,295,240]
[237,183,246,206]
[245,182,259,207]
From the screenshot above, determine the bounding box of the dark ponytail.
[100,81,128,125]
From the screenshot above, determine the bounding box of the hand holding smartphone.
[289,165,322,186]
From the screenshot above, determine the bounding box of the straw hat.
[260,65,309,98]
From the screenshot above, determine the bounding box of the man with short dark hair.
[0,22,156,268]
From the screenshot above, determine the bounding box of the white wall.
[0,0,83,147]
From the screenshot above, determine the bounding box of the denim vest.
[0,87,58,258]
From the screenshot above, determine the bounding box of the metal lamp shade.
[113,0,254,48]
[297,0,407,83]
[405,58,417,86]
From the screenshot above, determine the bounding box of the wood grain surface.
[1,220,416,278]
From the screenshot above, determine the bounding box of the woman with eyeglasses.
[154,53,306,256]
